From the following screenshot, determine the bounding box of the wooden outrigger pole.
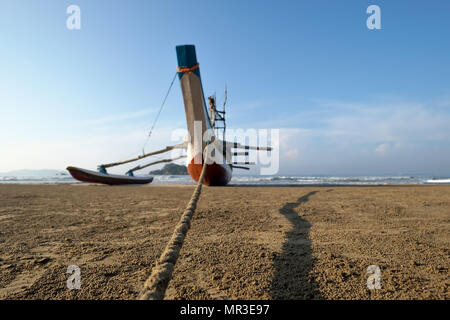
[126,155,186,175]
[98,142,187,170]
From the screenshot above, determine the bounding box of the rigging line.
[142,71,178,153]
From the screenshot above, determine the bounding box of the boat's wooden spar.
[232,165,250,170]
[126,155,186,174]
[228,142,272,151]
[100,142,186,169]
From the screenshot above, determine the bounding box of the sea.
[0,172,449,185]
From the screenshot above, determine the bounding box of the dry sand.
[0,184,448,300]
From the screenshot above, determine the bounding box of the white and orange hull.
[177,45,232,186]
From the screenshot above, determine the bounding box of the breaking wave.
[0,173,446,185]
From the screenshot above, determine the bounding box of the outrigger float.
[67,45,271,186]
[66,166,154,185]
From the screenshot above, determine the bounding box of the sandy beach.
[0,184,448,300]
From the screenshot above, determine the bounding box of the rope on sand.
[137,150,209,300]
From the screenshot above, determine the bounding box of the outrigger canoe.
[66,45,271,186]
[66,166,153,185]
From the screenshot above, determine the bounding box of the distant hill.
[150,163,188,175]
[0,169,67,177]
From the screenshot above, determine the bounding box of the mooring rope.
[138,151,209,300]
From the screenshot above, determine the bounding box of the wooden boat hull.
[177,45,233,186]
[187,159,232,186]
[66,166,153,185]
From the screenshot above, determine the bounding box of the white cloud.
[273,98,450,174]
[80,108,156,126]
[284,148,299,159]
[375,143,389,156]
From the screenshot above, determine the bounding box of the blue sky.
[1,0,449,175]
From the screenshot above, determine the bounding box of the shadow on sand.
[270,191,321,299]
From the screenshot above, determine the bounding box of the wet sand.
[0,184,448,300]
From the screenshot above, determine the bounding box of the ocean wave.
[0,175,79,184]
[0,174,430,185]
[230,175,423,185]
[423,178,450,184]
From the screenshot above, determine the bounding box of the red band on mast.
[177,63,199,73]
